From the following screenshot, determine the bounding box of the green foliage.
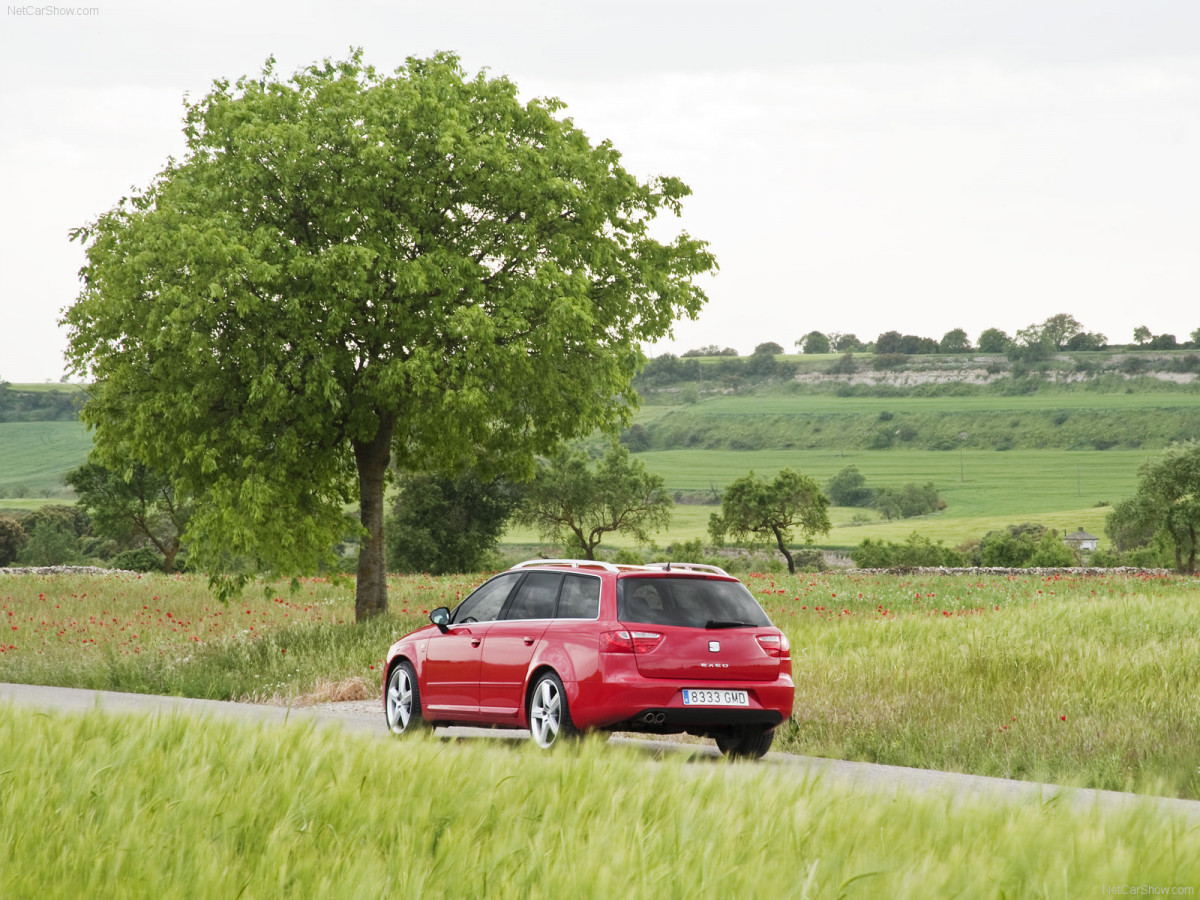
[977,328,1012,353]
[62,51,714,619]
[618,423,652,451]
[939,328,971,353]
[385,470,519,574]
[0,386,82,423]
[1065,331,1107,351]
[744,348,779,378]
[1037,313,1084,350]
[18,504,88,538]
[871,353,909,371]
[797,331,830,354]
[872,482,945,520]
[1028,529,1076,567]
[826,465,874,507]
[65,457,189,572]
[514,444,673,559]
[977,523,1046,567]
[1106,442,1200,573]
[608,547,646,565]
[0,514,28,566]
[16,520,87,566]
[754,341,784,355]
[708,468,830,574]
[851,532,965,567]
[825,352,858,375]
[636,353,703,387]
[110,547,171,572]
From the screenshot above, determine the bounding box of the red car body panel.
[383,562,794,739]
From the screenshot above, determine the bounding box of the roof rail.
[510,558,621,574]
[641,561,732,577]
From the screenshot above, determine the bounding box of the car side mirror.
[430,607,451,633]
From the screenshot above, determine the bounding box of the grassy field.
[505,448,1145,549]
[0,420,91,497]
[4,710,1197,898]
[7,382,87,392]
[3,570,1200,802]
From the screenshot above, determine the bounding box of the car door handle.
[523,637,536,646]
[470,638,482,647]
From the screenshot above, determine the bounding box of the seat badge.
[708,640,720,653]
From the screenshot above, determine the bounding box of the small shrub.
[110,547,167,572]
[609,547,645,565]
[872,354,908,371]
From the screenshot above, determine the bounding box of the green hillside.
[0,421,92,499]
[631,387,1200,453]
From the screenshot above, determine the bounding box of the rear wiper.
[705,620,753,629]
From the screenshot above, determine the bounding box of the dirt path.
[3,681,1198,823]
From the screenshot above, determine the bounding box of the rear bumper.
[568,674,794,733]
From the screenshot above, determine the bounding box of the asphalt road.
[4,681,1197,823]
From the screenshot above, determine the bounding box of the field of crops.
[3,707,1196,898]
[0,420,91,498]
[3,570,1200,802]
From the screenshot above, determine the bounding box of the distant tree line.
[671,315,1200,361]
[0,383,83,423]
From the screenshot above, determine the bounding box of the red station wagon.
[383,559,794,758]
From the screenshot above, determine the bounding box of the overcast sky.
[2,0,1197,381]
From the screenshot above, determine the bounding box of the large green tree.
[514,444,673,560]
[708,469,831,574]
[1106,443,1200,573]
[63,52,714,620]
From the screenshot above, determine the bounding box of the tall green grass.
[753,571,1200,799]
[2,708,1197,899]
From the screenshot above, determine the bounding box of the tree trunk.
[772,525,795,575]
[353,420,394,622]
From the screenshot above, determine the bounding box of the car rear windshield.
[617,576,771,628]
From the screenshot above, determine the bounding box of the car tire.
[385,661,426,735]
[528,671,579,749]
[716,727,774,760]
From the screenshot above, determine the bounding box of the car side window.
[556,575,600,619]
[503,572,562,620]
[452,573,519,624]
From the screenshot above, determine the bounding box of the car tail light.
[756,633,789,658]
[600,630,664,654]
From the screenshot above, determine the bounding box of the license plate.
[682,688,748,706]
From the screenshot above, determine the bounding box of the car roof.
[507,559,735,579]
